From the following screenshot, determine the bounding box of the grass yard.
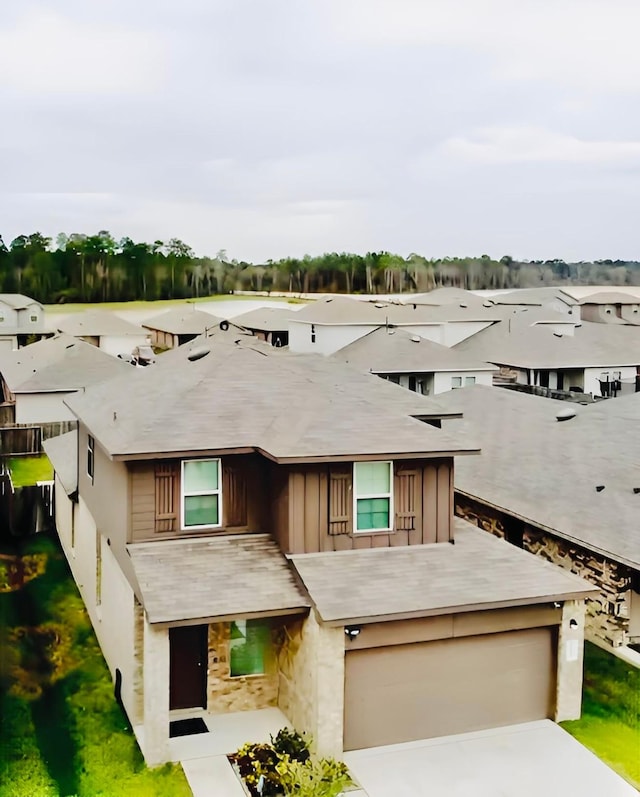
[561,642,640,790]
[7,455,54,487]
[0,533,191,797]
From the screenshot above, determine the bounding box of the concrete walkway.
[181,755,246,797]
[344,720,638,797]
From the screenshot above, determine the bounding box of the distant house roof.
[289,520,595,625]
[57,309,146,337]
[400,288,480,306]
[333,328,497,374]
[454,319,640,369]
[0,334,133,393]
[435,385,640,569]
[0,293,43,310]
[578,291,640,306]
[127,534,310,624]
[488,288,577,308]
[560,286,640,302]
[291,296,500,326]
[142,306,223,335]
[43,431,78,496]
[232,306,296,332]
[65,332,476,461]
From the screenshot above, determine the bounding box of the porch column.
[555,600,586,722]
[142,617,170,766]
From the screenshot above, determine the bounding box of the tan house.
[141,306,224,349]
[45,334,595,766]
[435,384,640,651]
[232,306,295,347]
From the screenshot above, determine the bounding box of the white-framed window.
[87,435,95,482]
[353,461,393,532]
[30,314,38,323]
[464,376,476,386]
[451,376,462,388]
[181,458,222,530]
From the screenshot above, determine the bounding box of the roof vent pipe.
[556,408,576,422]
[596,485,605,492]
[187,347,211,362]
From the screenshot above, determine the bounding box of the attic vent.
[553,332,563,338]
[388,329,395,335]
[411,336,421,343]
[482,301,493,307]
[596,485,605,492]
[187,347,210,362]
[556,408,576,422]
[459,302,468,308]
[633,487,640,494]
[374,303,385,309]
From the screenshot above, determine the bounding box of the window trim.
[180,458,223,531]
[87,434,95,483]
[353,460,394,533]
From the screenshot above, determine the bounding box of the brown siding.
[281,459,454,554]
[129,453,268,542]
[269,463,290,552]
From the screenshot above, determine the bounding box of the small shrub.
[276,755,353,797]
[271,727,310,763]
[230,742,282,796]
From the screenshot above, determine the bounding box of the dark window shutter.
[329,467,352,535]
[224,464,248,527]
[155,462,178,532]
[395,468,418,531]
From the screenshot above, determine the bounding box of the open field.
[0,533,191,797]
[561,642,640,789]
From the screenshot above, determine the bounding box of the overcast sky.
[2,0,640,262]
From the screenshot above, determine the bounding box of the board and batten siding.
[128,453,269,542]
[280,458,453,554]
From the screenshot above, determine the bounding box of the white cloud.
[0,9,165,93]
[439,127,640,165]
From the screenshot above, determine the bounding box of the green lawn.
[561,642,640,789]
[0,534,191,797]
[7,455,54,487]
[44,293,304,314]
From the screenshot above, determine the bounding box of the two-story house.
[0,293,46,350]
[45,330,595,767]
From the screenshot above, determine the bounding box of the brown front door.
[169,625,208,710]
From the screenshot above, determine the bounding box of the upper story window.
[451,376,462,388]
[30,315,38,323]
[464,376,476,386]
[310,324,316,343]
[353,461,393,532]
[181,458,222,530]
[87,435,95,482]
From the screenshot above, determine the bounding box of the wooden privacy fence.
[0,426,41,456]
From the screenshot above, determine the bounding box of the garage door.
[344,627,555,750]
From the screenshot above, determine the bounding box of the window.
[230,619,270,676]
[353,461,393,532]
[87,435,95,482]
[451,376,462,389]
[464,376,476,386]
[181,458,222,529]
[310,324,316,344]
[30,315,38,323]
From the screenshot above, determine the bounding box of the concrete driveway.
[344,720,637,797]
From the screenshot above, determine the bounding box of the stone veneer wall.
[277,612,345,758]
[456,494,633,648]
[207,622,279,713]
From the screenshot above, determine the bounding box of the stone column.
[142,618,170,766]
[555,600,586,722]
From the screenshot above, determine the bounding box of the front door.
[169,625,208,710]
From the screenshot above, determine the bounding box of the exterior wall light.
[344,626,362,640]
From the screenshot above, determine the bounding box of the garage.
[344,627,556,750]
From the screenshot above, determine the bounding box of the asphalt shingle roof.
[289,519,595,625]
[43,431,78,495]
[57,309,146,337]
[127,534,310,624]
[435,385,640,568]
[232,306,296,331]
[142,306,223,335]
[0,334,133,393]
[333,327,497,374]
[0,294,42,310]
[65,333,476,460]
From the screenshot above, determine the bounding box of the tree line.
[1,231,639,304]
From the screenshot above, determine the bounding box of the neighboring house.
[232,306,296,347]
[0,334,133,424]
[333,327,497,395]
[56,310,150,356]
[45,336,594,767]
[288,297,501,354]
[454,319,640,397]
[577,292,640,325]
[142,306,224,349]
[0,293,47,350]
[435,384,640,651]
[487,287,578,317]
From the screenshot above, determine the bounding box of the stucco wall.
[206,622,279,713]
[288,321,375,355]
[277,612,345,758]
[456,495,633,648]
